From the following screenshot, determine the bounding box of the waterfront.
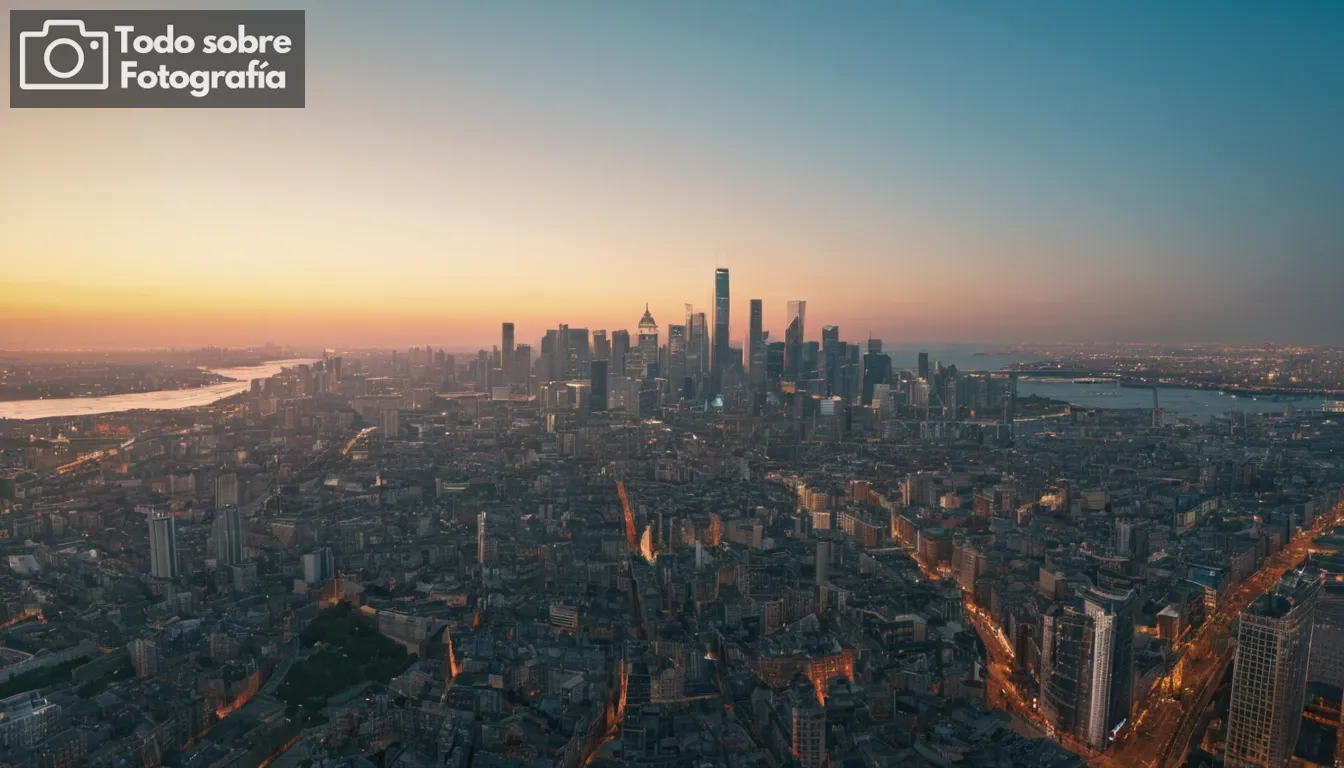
[1017,377,1325,420]
[0,359,315,421]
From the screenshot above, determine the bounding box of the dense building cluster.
[1,278,1343,768]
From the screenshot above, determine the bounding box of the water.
[1017,378,1324,421]
[0,359,315,421]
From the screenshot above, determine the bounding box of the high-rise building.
[214,472,239,508]
[611,330,630,378]
[766,341,786,389]
[867,338,882,354]
[514,344,532,384]
[1039,587,1135,751]
[1226,570,1321,768]
[690,311,709,380]
[917,351,930,381]
[213,506,244,566]
[0,692,62,750]
[785,301,806,381]
[129,636,160,677]
[637,305,659,380]
[667,325,687,393]
[148,514,178,580]
[477,511,489,565]
[593,330,609,361]
[861,353,892,405]
[1309,584,1344,689]
[749,299,765,388]
[301,547,335,584]
[590,359,608,411]
[713,268,730,391]
[791,681,826,768]
[501,322,515,379]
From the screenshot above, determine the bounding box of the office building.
[637,305,659,379]
[593,330,609,360]
[590,359,608,411]
[130,636,161,677]
[785,301,806,381]
[213,506,245,566]
[861,353,892,406]
[477,511,489,565]
[766,341,786,389]
[214,472,239,508]
[1309,584,1344,689]
[713,268,730,391]
[502,322,515,379]
[749,299,765,388]
[667,324,687,390]
[611,330,630,378]
[0,692,62,751]
[918,351,930,381]
[1225,569,1321,768]
[1039,587,1135,750]
[148,514,178,580]
[302,547,335,584]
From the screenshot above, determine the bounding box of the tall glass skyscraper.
[1226,570,1320,768]
[713,269,730,391]
[785,300,806,381]
[149,514,178,580]
[1040,586,1135,751]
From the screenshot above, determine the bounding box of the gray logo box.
[10,10,304,108]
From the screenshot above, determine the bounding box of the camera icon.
[18,19,110,90]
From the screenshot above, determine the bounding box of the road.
[946,496,1344,768]
[1106,497,1344,768]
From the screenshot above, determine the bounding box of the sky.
[2,1,1342,351]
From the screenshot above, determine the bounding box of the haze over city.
[4,1,1343,350]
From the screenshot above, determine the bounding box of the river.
[1016,378,1325,421]
[0,359,316,421]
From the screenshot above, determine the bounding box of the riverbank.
[0,359,315,421]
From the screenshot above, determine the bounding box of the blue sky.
[3,1,1342,347]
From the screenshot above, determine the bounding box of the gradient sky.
[3,1,1342,350]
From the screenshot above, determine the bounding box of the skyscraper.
[215,472,239,508]
[148,514,178,579]
[1226,570,1321,768]
[1039,587,1135,751]
[667,324,687,393]
[637,305,659,379]
[213,506,244,566]
[590,359,608,411]
[593,330,609,361]
[917,351,930,381]
[501,322,515,379]
[477,511,488,565]
[611,330,630,378]
[821,326,841,396]
[713,268,730,391]
[861,352,892,405]
[785,300,806,381]
[749,299,765,388]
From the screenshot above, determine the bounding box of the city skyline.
[4,1,1343,349]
